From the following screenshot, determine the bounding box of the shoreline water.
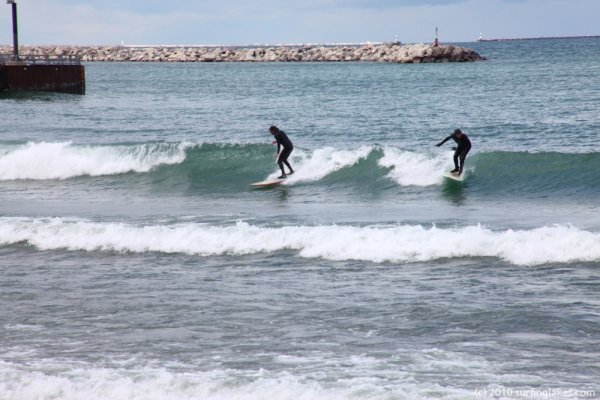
[0,43,484,63]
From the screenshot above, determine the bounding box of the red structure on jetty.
[0,0,85,94]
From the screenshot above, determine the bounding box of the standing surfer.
[269,125,295,179]
[436,128,471,175]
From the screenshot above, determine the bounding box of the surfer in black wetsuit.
[269,125,295,179]
[436,128,472,175]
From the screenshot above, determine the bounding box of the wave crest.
[0,141,191,180]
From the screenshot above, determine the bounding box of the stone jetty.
[1,43,484,63]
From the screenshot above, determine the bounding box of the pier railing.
[0,53,81,65]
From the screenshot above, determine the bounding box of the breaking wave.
[1,142,599,196]
[1,217,599,266]
[0,141,192,180]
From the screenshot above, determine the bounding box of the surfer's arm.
[436,135,452,147]
[273,133,282,153]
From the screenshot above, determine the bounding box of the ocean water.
[1,38,599,400]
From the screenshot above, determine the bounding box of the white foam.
[379,147,450,186]
[268,146,373,183]
[0,358,476,400]
[1,218,599,266]
[0,142,192,180]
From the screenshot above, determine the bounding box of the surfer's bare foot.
[277,174,287,179]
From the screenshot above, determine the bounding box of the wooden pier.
[1,54,85,94]
[1,0,85,95]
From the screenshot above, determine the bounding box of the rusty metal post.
[7,0,19,61]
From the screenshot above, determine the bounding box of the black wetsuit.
[273,129,294,176]
[437,132,471,174]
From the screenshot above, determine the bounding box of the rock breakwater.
[1,43,484,63]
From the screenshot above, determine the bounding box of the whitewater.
[0,141,192,180]
[2,217,599,266]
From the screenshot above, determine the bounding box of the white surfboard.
[250,178,286,187]
[443,171,464,182]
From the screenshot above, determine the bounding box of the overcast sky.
[0,0,599,46]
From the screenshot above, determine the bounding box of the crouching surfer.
[436,128,472,175]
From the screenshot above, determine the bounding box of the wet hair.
[269,125,278,133]
[454,128,462,135]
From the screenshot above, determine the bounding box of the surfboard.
[250,178,286,187]
[443,171,464,182]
